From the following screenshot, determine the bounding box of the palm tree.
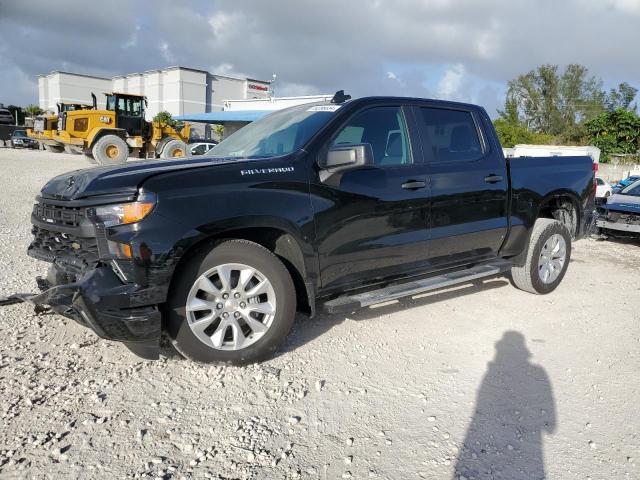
[24,104,43,118]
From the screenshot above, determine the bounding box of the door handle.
[484,174,503,184]
[401,180,427,190]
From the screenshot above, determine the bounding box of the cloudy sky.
[1,0,639,116]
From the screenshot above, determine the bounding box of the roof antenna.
[331,90,351,104]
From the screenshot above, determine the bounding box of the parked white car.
[596,177,613,199]
[189,141,217,156]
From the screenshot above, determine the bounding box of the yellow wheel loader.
[46,93,191,165]
[27,103,92,153]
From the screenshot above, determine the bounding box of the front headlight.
[94,192,156,227]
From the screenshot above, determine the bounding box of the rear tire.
[92,135,128,165]
[166,240,296,364]
[160,139,188,159]
[510,218,571,294]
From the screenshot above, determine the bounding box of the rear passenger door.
[414,105,508,265]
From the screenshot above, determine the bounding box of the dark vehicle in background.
[596,179,640,238]
[10,130,38,149]
[0,108,14,125]
[612,175,640,193]
[10,93,595,364]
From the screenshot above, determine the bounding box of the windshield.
[13,130,27,137]
[620,179,640,196]
[208,103,340,159]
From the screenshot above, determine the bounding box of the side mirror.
[321,143,374,173]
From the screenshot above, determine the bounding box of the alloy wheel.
[185,263,276,350]
[537,233,567,284]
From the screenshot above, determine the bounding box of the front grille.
[33,202,85,227]
[29,226,99,275]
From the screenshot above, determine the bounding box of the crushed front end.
[25,193,168,359]
[596,203,640,238]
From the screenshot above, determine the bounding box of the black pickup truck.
[7,93,595,363]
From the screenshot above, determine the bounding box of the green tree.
[503,64,605,136]
[493,118,555,148]
[605,82,637,112]
[212,124,224,140]
[153,111,183,129]
[24,104,43,118]
[584,109,640,162]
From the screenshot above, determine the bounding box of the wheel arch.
[87,128,127,149]
[168,224,315,317]
[536,189,582,238]
[508,189,581,266]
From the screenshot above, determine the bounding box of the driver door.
[311,104,431,292]
[116,97,144,136]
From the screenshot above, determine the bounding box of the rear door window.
[419,108,483,163]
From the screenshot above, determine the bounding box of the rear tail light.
[592,162,598,196]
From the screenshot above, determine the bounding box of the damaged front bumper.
[595,219,640,234]
[11,265,162,359]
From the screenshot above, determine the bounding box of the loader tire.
[160,139,189,159]
[92,135,128,165]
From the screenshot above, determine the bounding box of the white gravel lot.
[0,147,639,480]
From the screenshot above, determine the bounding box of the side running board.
[322,259,512,314]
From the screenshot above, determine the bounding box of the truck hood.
[39,157,243,202]
[602,193,640,214]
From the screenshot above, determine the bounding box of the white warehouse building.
[37,66,271,120]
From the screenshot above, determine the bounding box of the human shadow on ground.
[453,331,556,480]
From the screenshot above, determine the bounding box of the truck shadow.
[279,278,509,356]
[159,278,512,362]
[453,331,556,480]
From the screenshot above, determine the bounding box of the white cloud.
[436,64,467,100]
[159,42,176,63]
[0,0,638,118]
[122,25,141,49]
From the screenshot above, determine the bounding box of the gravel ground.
[0,148,639,480]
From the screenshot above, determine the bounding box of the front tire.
[160,139,188,159]
[510,218,571,294]
[92,135,128,165]
[165,240,296,364]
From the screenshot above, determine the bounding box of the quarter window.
[331,106,412,166]
[419,108,483,162]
